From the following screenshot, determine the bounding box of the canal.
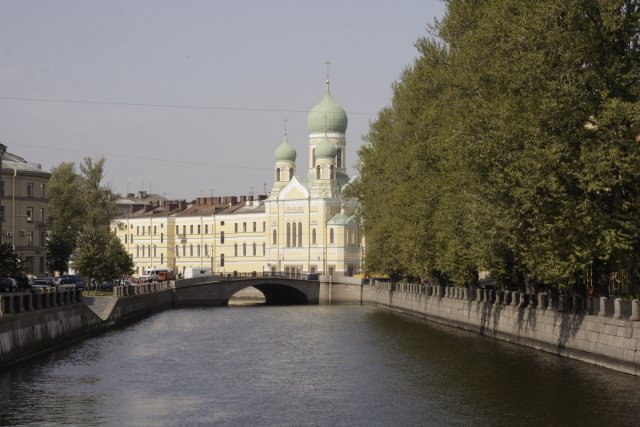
[0,305,638,426]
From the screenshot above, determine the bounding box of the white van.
[183,267,212,279]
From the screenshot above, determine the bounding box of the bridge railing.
[217,271,309,281]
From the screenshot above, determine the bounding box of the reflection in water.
[0,306,638,426]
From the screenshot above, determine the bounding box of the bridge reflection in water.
[174,272,320,307]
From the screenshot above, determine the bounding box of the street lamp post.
[0,143,6,245]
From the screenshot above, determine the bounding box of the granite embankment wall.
[0,282,174,367]
[348,281,640,376]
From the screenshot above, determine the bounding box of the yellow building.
[114,78,364,277]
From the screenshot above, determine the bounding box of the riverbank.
[355,281,640,376]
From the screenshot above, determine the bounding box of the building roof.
[0,152,51,177]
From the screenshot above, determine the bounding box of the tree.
[354,0,640,292]
[0,243,22,277]
[46,162,85,273]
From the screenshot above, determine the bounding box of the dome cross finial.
[325,59,331,92]
[284,118,288,136]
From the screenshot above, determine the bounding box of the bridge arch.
[174,276,320,307]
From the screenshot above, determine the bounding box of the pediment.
[279,176,310,200]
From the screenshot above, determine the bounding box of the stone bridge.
[173,274,321,306]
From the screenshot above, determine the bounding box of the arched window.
[337,148,342,168]
[272,229,277,244]
[292,222,297,247]
[289,168,294,181]
[276,168,281,181]
[312,228,317,245]
[298,222,302,247]
[252,243,256,256]
[316,165,321,179]
[312,147,316,167]
[329,228,334,244]
[286,223,291,247]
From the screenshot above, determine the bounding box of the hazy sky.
[0,0,445,200]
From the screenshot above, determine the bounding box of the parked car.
[31,279,56,291]
[305,273,319,281]
[0,278,18,292]
[58,275,86,290]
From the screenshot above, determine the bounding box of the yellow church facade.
[114,79,364,277]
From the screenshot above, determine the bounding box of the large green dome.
[315,134,337,159]
[275,133,297,162]
[307,83,348,134]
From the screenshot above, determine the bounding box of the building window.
[190,245,193,256]
[316,165,321,179]
[286,223,291,247]
[161,253,164,264]
[153,245,157,257]
[253,222,256,232]
[292,223,297,248]
[243,222,247,232]
[0,206,4,222]
[153,225,157,235]
[272,229,277,244]
[234,244,238,256]
[298,222,302,247]
[204,245,208,256]
[235,223,238,233]
[26,207,33,222]
[220,253,225,267]
[182,225,186,235]
[190,225,194,234]
[141,246,145,257]
[197,245,200,256]
[312,229,316,245]
[39,208,45,222]
[262,243,265,255]
[329,228,334,244]
[0,182,3,197]
[125,234,128,244]
[175,245,179,257]
[160,233,164,243]
[263,221,265,232]
[130,234,133,243]
[182,245,186,256]
[221,231,225,244]
[197,224,201,234]
[330,165,335,179]
[205,224,209,234]
[252,243,256,256]
[27,182,34,198]
[289,168,294,181]
[40,183,46,198]
[276,168,281,181]
[221,221,225,226]
[337,148,342,168]
[176,225,179,234]
[148,225,151,234]
[242,243,247,256]
[136,226,140,235]
[136,246,140,257]
[329,267,334,275]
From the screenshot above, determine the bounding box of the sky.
[0,0,446,200]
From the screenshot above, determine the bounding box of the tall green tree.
[46,162,85,273]
[353,0,640,292]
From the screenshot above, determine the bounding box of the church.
[114,77,364,277]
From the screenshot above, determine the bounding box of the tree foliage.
[0,243,22,277]
[350,0,640,292]
[47,157,132,280]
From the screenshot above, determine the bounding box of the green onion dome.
[315,134,337,159]
[274,133,297,162]
[307,82,348,134]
